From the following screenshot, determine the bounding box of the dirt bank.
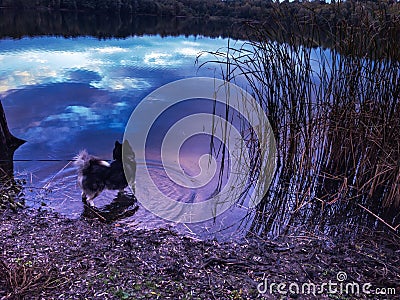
[0,209,399,299]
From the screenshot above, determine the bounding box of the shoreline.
[1,208,399,299]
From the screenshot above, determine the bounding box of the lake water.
[1,35,255,239]
[3,32,393,241]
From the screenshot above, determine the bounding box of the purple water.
[1,36,251,240]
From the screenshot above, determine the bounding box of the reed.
[202,2,400,237]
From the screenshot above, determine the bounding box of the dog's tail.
[74,150,110,170]
[74,150,91,170]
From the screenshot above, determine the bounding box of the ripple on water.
[19,160,248,240]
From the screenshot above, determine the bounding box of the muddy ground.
[0,209,399,299]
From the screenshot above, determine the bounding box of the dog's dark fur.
[75,141,135,207]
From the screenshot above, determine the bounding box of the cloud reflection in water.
[0,35,227,159]
[0,35,252,238]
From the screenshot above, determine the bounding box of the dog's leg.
[82,192,97,207]
[87,190,101,207]
[85,195,95,207]
[81,192,87,204]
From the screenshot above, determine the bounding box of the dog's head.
[113,141,123,161]
[123,139,135,161]
[113,140,136,163]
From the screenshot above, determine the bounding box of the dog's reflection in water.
[81,192,138,223]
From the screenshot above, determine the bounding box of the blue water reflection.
[1,35,227,158]
[1,35,251,239]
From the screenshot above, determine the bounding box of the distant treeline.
[0,0,399,22]
[0,0,399,60]
[0,10,236,39]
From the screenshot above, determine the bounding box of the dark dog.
[74,141,136,207]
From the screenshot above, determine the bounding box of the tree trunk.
[0,100,25,176]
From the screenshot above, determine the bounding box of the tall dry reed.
[201,2,400,237]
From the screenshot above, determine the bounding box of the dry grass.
[0,171,25,211]
[0,259,61,300]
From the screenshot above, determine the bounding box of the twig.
[84,204,107,222]
[42,161,72,190]
[357,203,400,232]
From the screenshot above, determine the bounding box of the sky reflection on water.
[1,35,227,159]
[0,35,253,239]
